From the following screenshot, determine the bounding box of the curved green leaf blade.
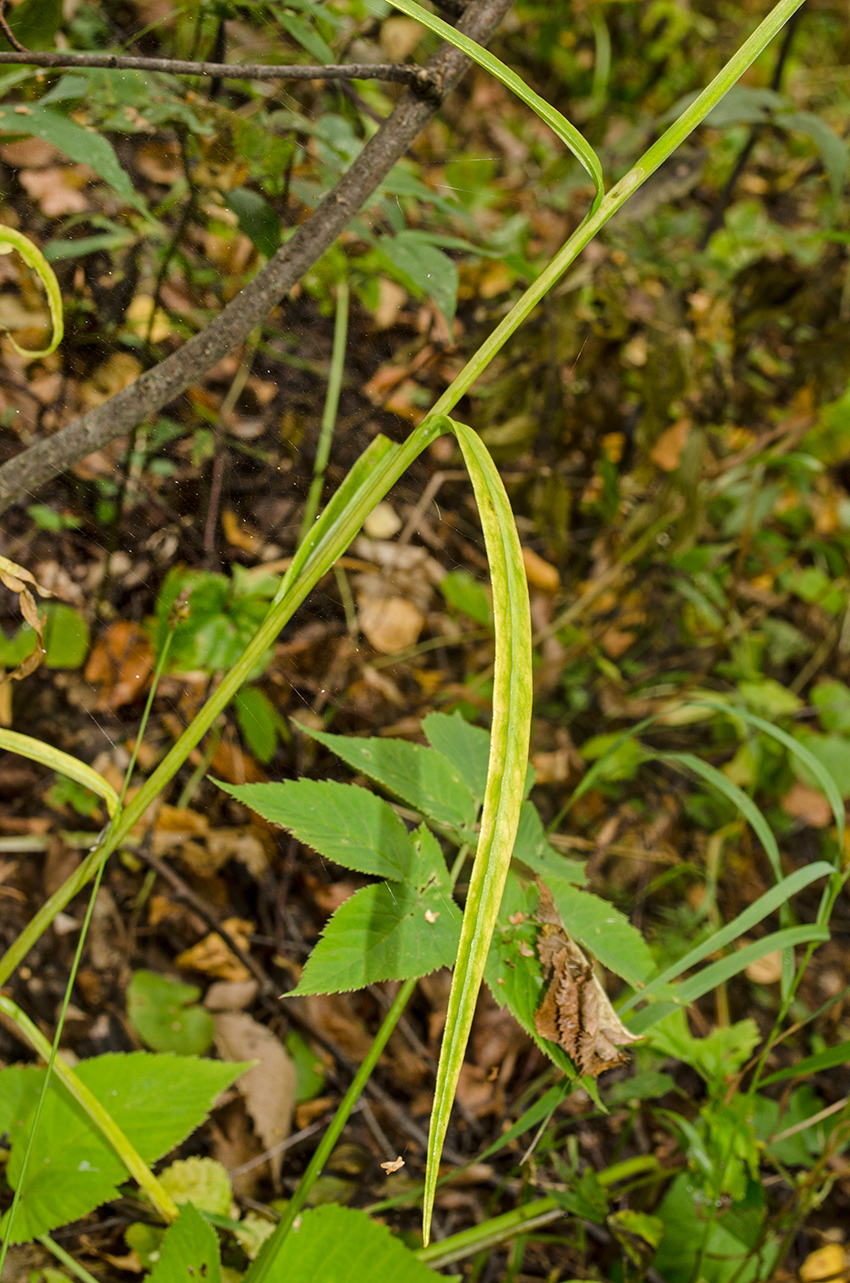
[620,862,833,1015]
[386,0,603,212]
[423,417,532,1245]
[0,224,63,357]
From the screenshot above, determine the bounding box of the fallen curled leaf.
[380,1156,405,1174]
[533,879,641,1078]
[222,507,263,554]
[358,595,424,654]
[175,917,255,982]
[84,620,154,711]
[0,554,55,684]
[213,1011,297,1182]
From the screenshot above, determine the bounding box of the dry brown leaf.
[533,879,641,1078]
[363,502,402,540]
[781,783,832,829]
[209,738,266,784]
[380,1156,405,1174]
[600,628,636,660]
[522,547,560,594]
[372,279,408,330]
[175,917,255,982]
[650,418,691,472]
[84,620,154,711]
[19,167,89,217]
[213,1011,297,1183]
[0,555,54,684]
[358,595,424,654]
[204,979,259,1011]
[80,353,142,410]
[380,16,424,59]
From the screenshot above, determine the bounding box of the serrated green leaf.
[0,1053,245,1241]
[244,1204,437,1283]
[300,727,478,835]
[422,711,490,805]
[512,802,586,886]
[293,828,460,993]
[126,970,214,1056]
[378,232,458,328]
[215,778,416,880]
[148,1202,222,1283]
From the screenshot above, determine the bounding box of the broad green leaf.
[654,1173,778,1283]
[43,603,89,669]
[126,970,214,1056]
[148,1203,222,1283]
[224,187,282,259]
[438,568,492,627]
[234,686,279,764]
[301,727,478,835]
[424,418,532,1245]
[620,862,833,1015]
[0,1053,244,1241]
[736,678,802,718]
[244,1204,437,1283]
[545,875,653,988]
[378,232,459,328]
[643,1010,760,1084]
[0,223,63,358]
[0,107,142,210]
[512,801,586,886]
[422,711,490,805]
[760,1039,850,1087]
[275,8,335,64]
[293,827,461,993]
[217,778,416,880]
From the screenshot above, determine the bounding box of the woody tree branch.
[0,0,515,514]
[0,49,440,91]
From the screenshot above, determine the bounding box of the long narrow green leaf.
[422,417,532,1246]
[385,0,603,212]
[0,730,119,818]
[659,751,782,881]
[691,702,845,844]
[620,862,833,1013]
[674,925,829,1004]
[760,1039,850,1086]
[629,925,830,1036]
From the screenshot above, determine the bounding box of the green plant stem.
[38,1234,102,1283]
[246,976,417,1280]
[0,0,807,1088]
[416,1196,562,1268]
[0,632,178,1272]
[0,996,178,1222]
[299,278,350,541]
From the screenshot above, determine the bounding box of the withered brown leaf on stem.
[533,879,641,1078]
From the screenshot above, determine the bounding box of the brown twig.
[0,48,438,90]
[0,0,27,55]
[0,0,515,514]
[131,844,279,997]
